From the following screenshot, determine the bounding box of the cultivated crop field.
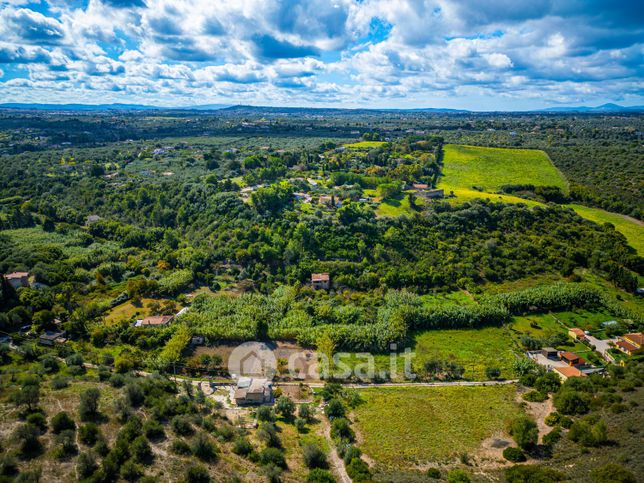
[352,385,522,468]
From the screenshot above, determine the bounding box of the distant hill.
[537,103,644,113]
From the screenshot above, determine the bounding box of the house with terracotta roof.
[311,273,330,290]
[615,333,644,356]
[554,366,586,381]
[4,272,30,289]
[135,315,174,327]
[559,351,585,366]
[568,328,586,341]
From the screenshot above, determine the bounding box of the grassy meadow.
[440,144,568,193]
[352,385,522,467]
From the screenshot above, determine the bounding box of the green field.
[568,204,644,255]
[440,144,568,193]
[440,145,643,255]
[353,385,521,467]
[344,141,387,149]
[411,327,517,380]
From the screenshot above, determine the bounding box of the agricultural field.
[343,141,387,149]
[440,144,568,193]
[352,385,522,468]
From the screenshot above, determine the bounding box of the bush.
[346,458,371,482]
[0,454,18,477]
[171,439,192,455]
[485,367,501,379]
[330,418,354,442]
[569,418,607,447]
[307,468,336,482]
[426,468,441,479]
[79,388,101,421]
[76,451,97,479]
[256,405,275,422]
[124,384,144,407]
[324,399,345,419]
[295,417,307,433]
[260,447,287,468]
[343,446,362,466]
[447,469,471,483]
[109,373,125,388]
[303,442,327,469]
[543,427,562,447]
[275,396,296,420]
[232,437,253,457]
[191,433,218,462]
[131,435,153,463]
[185,464,211,483]
[535,372,561,394]
[257,422,281,448]
[51,411,76,434]
[553,390,590,415]
[120,460,143,481]
[53,429,78,459]
[505,464,565,482]
[79,423,100,446]
[522,390,547,402]
[503,447,526,463]
[25,412,47,431]
[171,415,194,436]
[509,416,538,450]
[143,419,165,441]
[591,463,636,483]
[51,376,70,390]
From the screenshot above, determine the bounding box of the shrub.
[324,399,345,419]
[275,396,296,420]
[119,459,143,481]
[79,423,100,446]
[543,427,562,447]
[54,429,78,459]
[25,412,47,431]
[522,390,547,402]
[509,416,538,450]
[143,419,165,441]
[303,443,327,469]
[299,403,312,421]
[591,463,636,483]
[51,411,76,434]
[447,469,471,482]
[346,458,371,482]
[343,446,362,466]
[76,451,98,479]
[505,464,565,482]
[295,417,307,433]
[331,418,354,442]
[260,447,287,468]
[535,372,561,393]
[0,454,18,477]
[185,464,211,483]
[426,468,441,479]
[256,405,275,422]
[544,412,562,426]
[503,447,526,463]
[257,422,281,448]
[171,415,194,436]
[307,468,336,482]
[109,373,125,388]
[171,439,192,455]
[191,433,218,462]
[232,437,253,457]
[79,388,101,421]
[485,367,501,379]
[65,353,84,367]
[51,376,70,390]
[131,436,153,463]
[569,418,607,447]
[124,384,144,407]
[553,390,590,415]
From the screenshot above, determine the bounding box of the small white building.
[234,377,272,405]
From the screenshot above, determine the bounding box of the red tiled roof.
[623,333,644,346]
[311,273,330,282]
[569,328,585,337]
[555,366,585,378]
[616,340,638,353]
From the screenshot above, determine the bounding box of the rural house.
[234,377,272,405]
[559,351,585,366]
[311,273,330,290]
[39,330,67,346]
[568,328,587,341]
[412,183,429,190]
[541,347,559,359]
[554,366,586,381]
[135,315,174,327]
[418,188,444,199]
[4,272,30,289]
[615,333,644,356]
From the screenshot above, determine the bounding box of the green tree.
[510,417,538,450]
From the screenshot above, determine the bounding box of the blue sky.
[0,0,642,110]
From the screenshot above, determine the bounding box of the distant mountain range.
[0,102,641,113]
[535,103,644,113]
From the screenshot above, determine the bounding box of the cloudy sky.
[0,0,642,110]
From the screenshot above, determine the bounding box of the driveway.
[528,352,568,370]
[585,335,617,358]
